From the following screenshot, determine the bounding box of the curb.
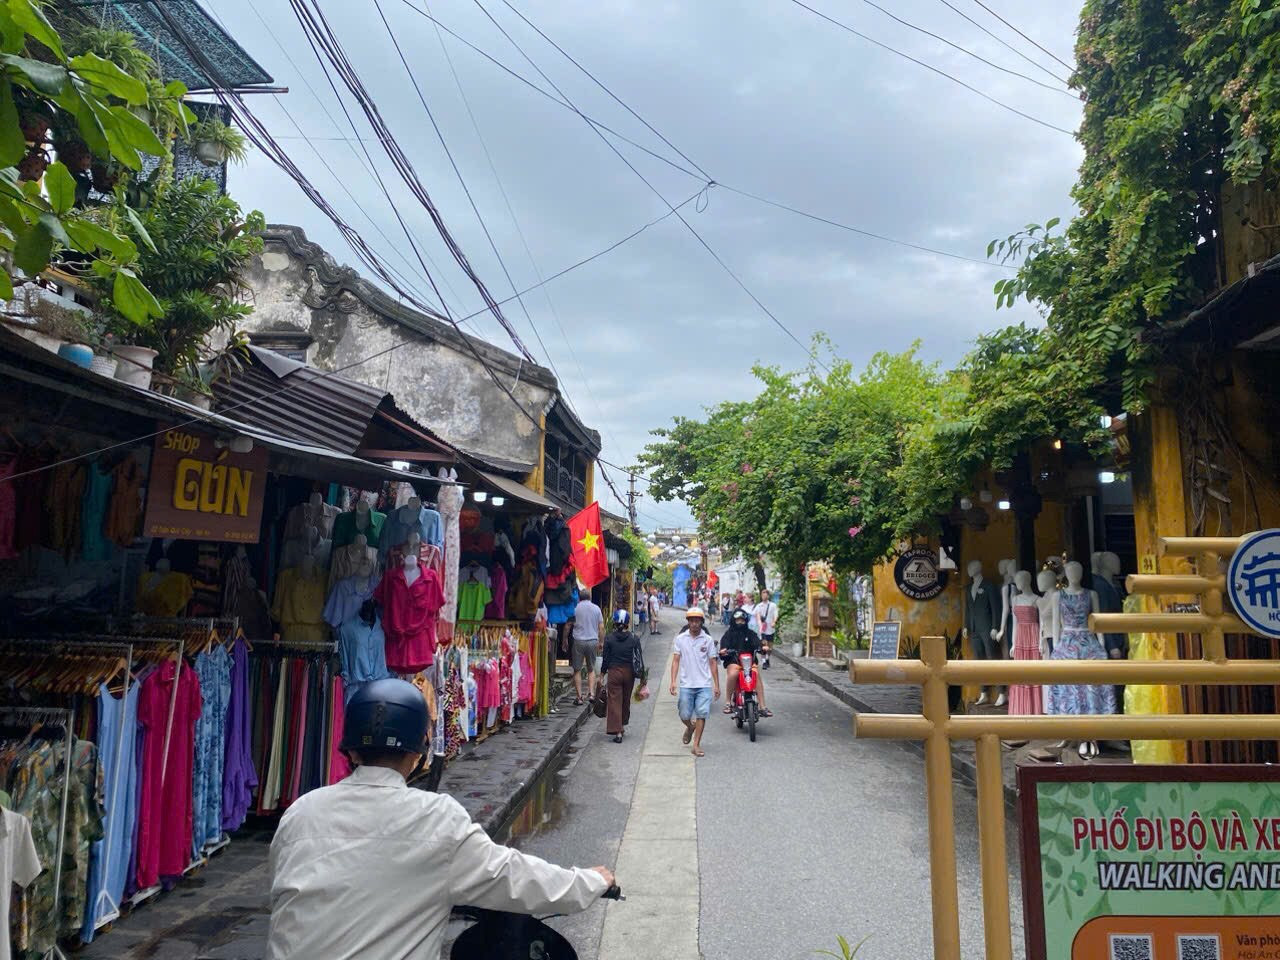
[479,698,594,836]
[774,649,1019,808]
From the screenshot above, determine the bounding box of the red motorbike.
[731,651,762,742]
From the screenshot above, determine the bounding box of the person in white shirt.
[267,679,615,960]
[669,607,721,757]
[568,590,605,706]
[647,589,661,636]
[752,589,779,670]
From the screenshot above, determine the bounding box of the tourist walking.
[569,587,604,706]
[648,589,661,635]
[670,607,720,757]
[601,610,644,743]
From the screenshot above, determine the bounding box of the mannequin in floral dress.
[1044,561,1116,759]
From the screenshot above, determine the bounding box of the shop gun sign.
[143,425,267,542]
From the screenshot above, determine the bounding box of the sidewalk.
[773,650,1130,805]
[79,692,592,960]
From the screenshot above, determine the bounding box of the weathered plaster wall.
[872,542,963,649]
[239,227,556,469]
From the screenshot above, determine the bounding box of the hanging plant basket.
[192,139,226,167]
[17,146,49,182]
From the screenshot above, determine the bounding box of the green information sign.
[1020,765,1280,960]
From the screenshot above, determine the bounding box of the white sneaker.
[994,693,1008,707]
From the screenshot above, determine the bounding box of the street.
[505,621,1025,960]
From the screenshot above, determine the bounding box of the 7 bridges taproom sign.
[1020,765,1280,960]
[143,426,268,543]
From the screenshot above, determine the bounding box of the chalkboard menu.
[869,621,902,660]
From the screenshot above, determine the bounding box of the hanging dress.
[1044,590,1117,716]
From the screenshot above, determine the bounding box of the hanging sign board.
[143,425,268,542]
[1228,529,1280,639]
[894,546,947,601]
[1019,764,1280,960]
[868,621,901,660]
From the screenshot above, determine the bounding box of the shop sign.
[1228,529,1280,639]
[1020,764,1280,960]
[894,546,947,601]
[143,426,268,542]
[868,621,901,660]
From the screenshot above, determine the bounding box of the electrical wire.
[394,0,1015,270]
[2,186,706,485]
[968,0,1075,74]
[785,0,1075,136]
[848,0,1073,95]
[469,0,827,371]
[932,0,1071,86]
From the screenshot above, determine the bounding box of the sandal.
[722,705,733,714]
[691,747,705,757]
[574,698,584,706]
[759,708,773,718]
[682,727,693,745]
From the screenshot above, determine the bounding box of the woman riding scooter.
[719,608,772,717]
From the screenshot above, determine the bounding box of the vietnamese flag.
[569,502,609,588]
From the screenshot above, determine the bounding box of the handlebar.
[602,884,624,901]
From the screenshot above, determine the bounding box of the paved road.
[508,619,1026,960]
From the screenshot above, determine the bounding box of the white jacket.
[267,765,608,960]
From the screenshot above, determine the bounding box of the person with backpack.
[600,610,645,743]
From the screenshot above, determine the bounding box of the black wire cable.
[1,186,706,485]
[395,0,1016,270]
[969,0,1075,74]
[470,0,826,370]
[933,0,1071,86]
[786,0,1075,136]
[849,0,1073,95]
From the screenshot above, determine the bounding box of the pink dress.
[1008,602,1043,715]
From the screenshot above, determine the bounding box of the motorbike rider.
[267,678,615,960]
[719,607,772,717]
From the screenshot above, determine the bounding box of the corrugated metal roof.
[213,346,387,454]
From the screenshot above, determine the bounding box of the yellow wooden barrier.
[847,534,1280,960]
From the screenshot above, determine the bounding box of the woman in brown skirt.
[601,610,644,743]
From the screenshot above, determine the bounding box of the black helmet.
[731,607,749,624]
[339,678,428,755]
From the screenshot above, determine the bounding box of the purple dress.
[221,637,259,831]
[1045,590,1117,716]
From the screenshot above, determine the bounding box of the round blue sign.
[1227,529,1280,638]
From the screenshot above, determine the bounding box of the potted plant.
[189,118,249,166]
[3,287,94,353]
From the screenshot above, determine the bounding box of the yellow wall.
[872,539,964,649]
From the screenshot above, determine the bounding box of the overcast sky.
[212,0,1084,530]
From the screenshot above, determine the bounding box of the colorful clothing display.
[1045,590,1117,716]
[271,567,327,644]
[82,683,140,942]
[331,507,386,550]
[336,610,390,700]
[1007,601,1043,716]
[323,576,376,629]
[135,571,194,618]
[438,477,464,641]
[79,462,113,562]
[104,456,143,547]
[456,579,492,624]
[484,565,508,620]
[192,646,231,852]
[222,637,258,832]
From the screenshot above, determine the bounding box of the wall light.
[979,489,993,504]
[1098,471,1117,485]
[473,490,488,502]
[390,459,411,472]
[997,499,1012,511]
[959,496,974,511]
[1051,439,1063,450]
[491,496,506,506]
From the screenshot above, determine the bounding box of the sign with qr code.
[1019,765,1280,960]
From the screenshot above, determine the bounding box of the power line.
[416,0,627,456]
[785,0,1075,136]
[932,0,1071,86]
[850,0,1073,95]
[470,0,827,370]
[394,0,1017,270]
[2,185,706,485]
[969,0,1075,74]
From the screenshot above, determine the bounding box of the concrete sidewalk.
[773,649,1131,804]
[79,691,592,960]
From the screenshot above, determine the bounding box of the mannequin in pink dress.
[1005,570,1044,715]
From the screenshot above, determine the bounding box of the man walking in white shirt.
[752,588,779,670]
[267,679,614,960]
[669,607,720,757]
[568,589,605,706]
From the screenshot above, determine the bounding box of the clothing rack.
[0,705,74,960]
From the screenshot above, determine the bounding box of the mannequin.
[374,550,444,673]
[1093,551,1127,658]
[1006,570,1043,716]
[336,599,389,703]
[1035,569,1058,657]
[963,560,1003,705]
[284,492,339,542]
[323,546,377,628]
[136,557,194,617]
[1045,560,1116,759]
[271,554,327,643]
[330,532,378,586]
[332,498,386,550]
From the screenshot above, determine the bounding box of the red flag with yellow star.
[568,502,609,588]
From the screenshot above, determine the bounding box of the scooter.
[450,885,624,959]
[730,651,762,742]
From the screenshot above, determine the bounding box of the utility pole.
[627,473,638,531]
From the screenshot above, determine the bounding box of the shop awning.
[475,470,558,512]
[0,325,444,490]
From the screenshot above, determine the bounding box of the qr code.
[1177,935,1221,960]
[1109,934,1153,960]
